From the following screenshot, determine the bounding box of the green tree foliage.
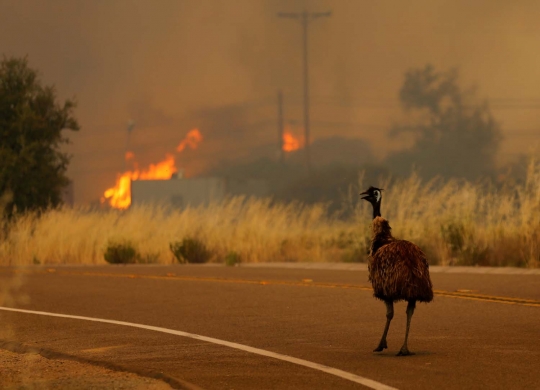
[386,65,501,180]
[0,57,79,216]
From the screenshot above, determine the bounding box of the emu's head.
[360,186,383,219]
[360,186,383,205]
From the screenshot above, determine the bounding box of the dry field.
[1,160,539,268]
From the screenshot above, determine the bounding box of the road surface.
[0,264,538,389]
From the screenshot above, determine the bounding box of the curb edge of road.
[236,262,540,275]
[2,263,538,275]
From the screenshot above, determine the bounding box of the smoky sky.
[1,0,539,203]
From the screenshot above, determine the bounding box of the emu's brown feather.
[369,217,433,303]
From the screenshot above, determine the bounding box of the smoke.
[0,269,30,358]
[1,0,539,203]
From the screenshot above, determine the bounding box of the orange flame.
[102,129,202,209]
[177,128,203,152]
[282,131,302,152]
[103,154,177,209]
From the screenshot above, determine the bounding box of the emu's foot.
[396,347,414,356]
[373,341,388,352]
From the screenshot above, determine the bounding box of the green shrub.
[169,241,186,264]
[104,240,139,264]
[441,221,466,256]
[441,221,490,266]
[458,246,491,266]
[140,252,160,264]
[169,238,211,264]
[334,232,369,263]
[224,251,241,266]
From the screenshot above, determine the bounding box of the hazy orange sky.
[1,0,539,203]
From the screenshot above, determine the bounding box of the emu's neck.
[371,201,381,220]
[369,215,393,256]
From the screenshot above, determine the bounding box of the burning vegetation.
[102,129,203,209]
[177,128,203,152]
[282,125,303,152]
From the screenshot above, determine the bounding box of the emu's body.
[361,186,433,356]
[369,217,433,303]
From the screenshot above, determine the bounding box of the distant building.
[131,177,269,208]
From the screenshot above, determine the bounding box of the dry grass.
[0,199,356,265]
[1,160,539,268]
[373,159,540,268]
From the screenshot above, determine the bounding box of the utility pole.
[277,90,284,163]
[278,10,331,174]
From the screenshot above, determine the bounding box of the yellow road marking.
[80,344,128,353]
[3,268,540,307]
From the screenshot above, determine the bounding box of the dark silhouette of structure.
[360,186,433,356]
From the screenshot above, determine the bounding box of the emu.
[360,186,433,356]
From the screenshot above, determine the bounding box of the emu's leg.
[397,300,416,356]
[373,300,394,352]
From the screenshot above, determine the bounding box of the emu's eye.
[374,190,381,202]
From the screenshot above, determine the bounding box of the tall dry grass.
[1,160,539,267]
[0,198,360,265]
[367,159,540,268]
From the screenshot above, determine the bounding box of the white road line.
[0,306,397,390]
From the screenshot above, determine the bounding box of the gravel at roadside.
[0,349,172,390]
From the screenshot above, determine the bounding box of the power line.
[278,10,331,174]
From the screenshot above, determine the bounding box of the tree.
[386,65,501,180]
[0,57,79,216]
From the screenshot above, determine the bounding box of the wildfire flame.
[102,129,203,209]
[282,126,304,152]
[177,129,203,152]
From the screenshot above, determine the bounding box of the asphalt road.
[0,264,539,390]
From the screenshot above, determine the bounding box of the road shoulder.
[0,343,173,390]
